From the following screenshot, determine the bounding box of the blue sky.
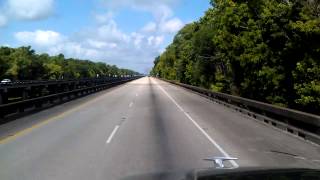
[0,0,211,73]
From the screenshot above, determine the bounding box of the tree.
[0,46,140,80]
[151,0,320,115]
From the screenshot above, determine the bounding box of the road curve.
[0,77,319,180]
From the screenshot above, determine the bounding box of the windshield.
[0,0,319,180]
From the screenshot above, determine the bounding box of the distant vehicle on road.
[1,79,12,84]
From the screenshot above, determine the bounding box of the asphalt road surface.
[0,77,319,180]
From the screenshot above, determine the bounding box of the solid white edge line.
[152,78,239,168]
[106,125,120,144]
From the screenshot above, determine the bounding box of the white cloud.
[0,14,7,27]
[131,32,144,48]
[147,36,154,45]
[0,0,55,27]
[101,0,179,10]
[141,16,184,35]
[7,0,54,20]
[96,20,130,43]
[101,0,177,24]
[86,39,117,49]
[91,1,184,72]
[14,22,165,72]
[11,0,185,73]
[109,1,184,35]
[14,30,65,47]
[95,12,114,24]
[151,4,173,22]
[160,17,184,33]
[1,44,11,47]
[154,36,164,46]
[147,36,164,47]
[48,42,101,59]
[141,22,157,33]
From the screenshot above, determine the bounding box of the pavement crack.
[269,150,298,157]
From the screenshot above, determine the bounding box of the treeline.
[0,46,140,80]
[151,0,320,115]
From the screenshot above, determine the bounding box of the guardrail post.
[0,89,8,105]
[19,104,25,113]
[35,100,42,109]
[64,85,71,99]
[22,88,30,100]
[0,108,4,120]
[0,92,3,105]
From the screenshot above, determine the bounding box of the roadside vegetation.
[0,46,140,80]
[150,0,320,115]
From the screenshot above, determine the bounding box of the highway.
[0,77,319,180]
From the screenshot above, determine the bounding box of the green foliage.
[0,46,140,80]
[151,0,320,115]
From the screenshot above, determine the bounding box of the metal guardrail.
[161,79,320,145]
[0,77,143,104]
[0,76,139,89]
[0,77,141,123]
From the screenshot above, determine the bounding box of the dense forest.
[151,0,320,115]
[0,46,140,80]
